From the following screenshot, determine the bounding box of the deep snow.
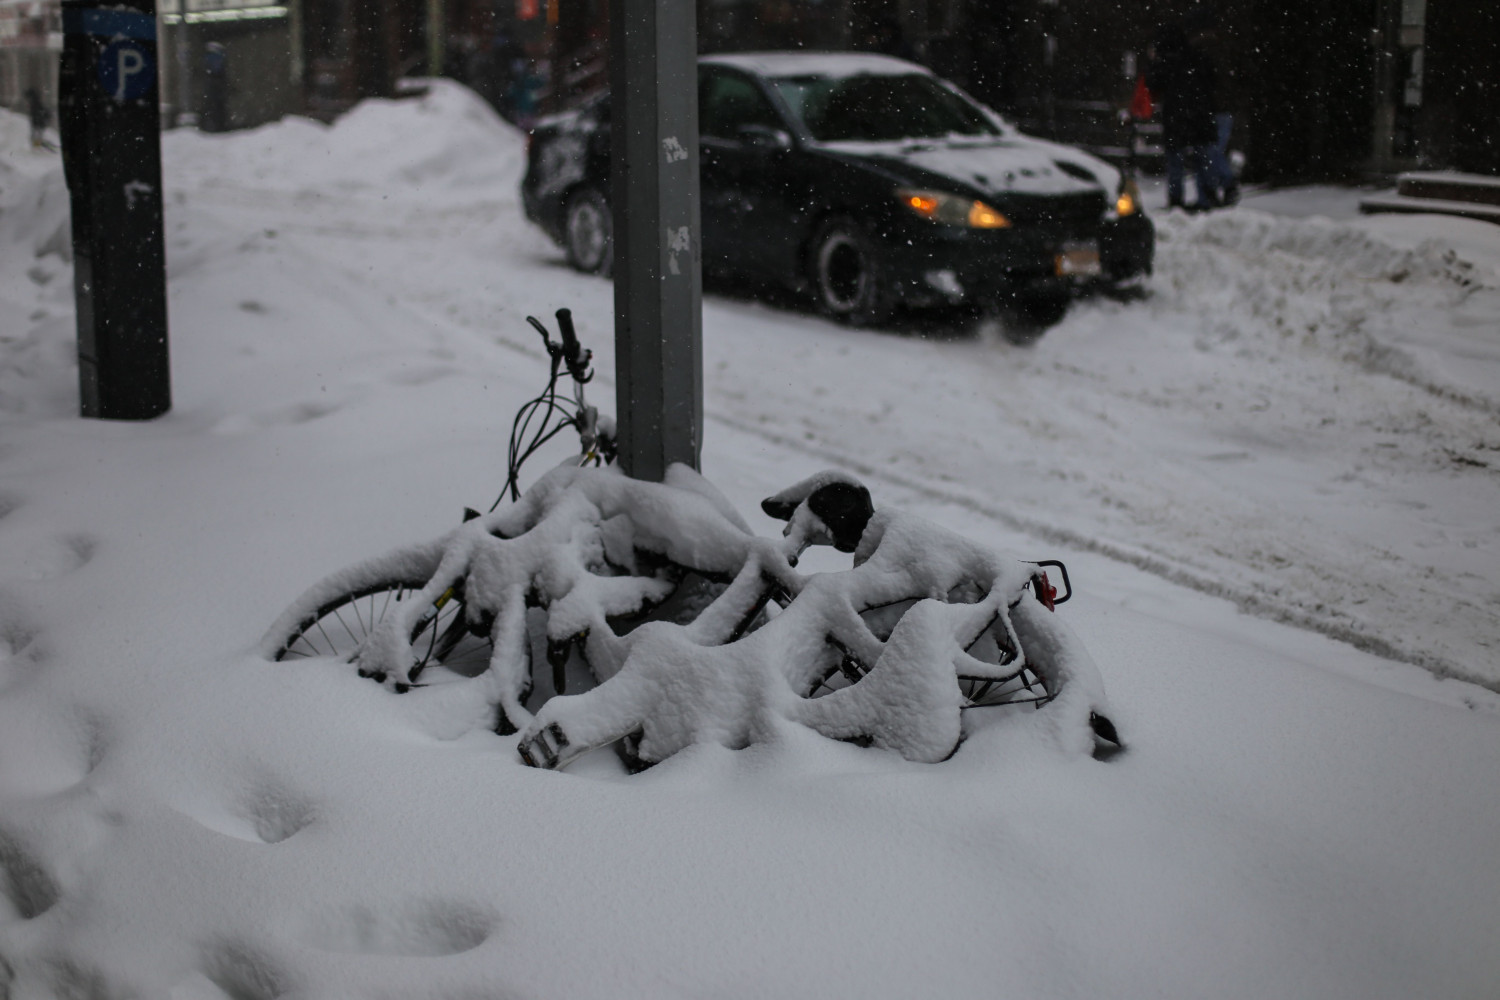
[0,83,1497,997]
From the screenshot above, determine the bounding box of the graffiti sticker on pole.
[98,40,155,102]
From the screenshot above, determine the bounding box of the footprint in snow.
[212,400,343,435]
[180,775,317,845]
[7,957,115,999]
[0,826,60,921]
[386,364,458,387]
[267,401,340,426]
[194,938,293,1000]
[170,972,242,1000]
[0,602,45,693]
[297,897,498,957]
[9,532,97,582]
[0,703,108,799]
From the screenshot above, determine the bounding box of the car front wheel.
[564,186,612,277]
[809,218,891,326]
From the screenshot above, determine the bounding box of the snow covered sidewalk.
[0,85,1497,997]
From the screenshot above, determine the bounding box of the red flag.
[1129,74,1153,120]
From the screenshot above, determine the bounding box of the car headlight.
[1113,178,1141,218]
[896,188,1011,229]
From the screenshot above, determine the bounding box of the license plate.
[1055,241,1101,278]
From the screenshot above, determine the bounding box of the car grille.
[1001,192,1108,226]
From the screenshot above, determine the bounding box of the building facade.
[0,0,61,115]
[3,0,1492,179]
[908,0,1496,182]
[159,0,295,129]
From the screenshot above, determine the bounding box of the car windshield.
[771,73,1000,142]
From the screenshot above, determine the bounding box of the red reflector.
[1036,571,1057,612]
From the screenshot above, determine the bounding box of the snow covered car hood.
[813,136,1110,200]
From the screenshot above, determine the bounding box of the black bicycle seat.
[761,473,874,553]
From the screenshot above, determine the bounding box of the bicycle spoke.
[283,634,320,659]
[330,606,362,648]
[419,606,441,665]
[312,618,340,655]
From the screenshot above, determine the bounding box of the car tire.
[809,217,891,326]
[564,186,613,277]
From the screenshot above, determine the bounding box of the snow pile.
[1180,208,1493,287]
[0,154,70,262]
[1155,207,1500,412]
[162,79,524,205]
[0,113,76,417]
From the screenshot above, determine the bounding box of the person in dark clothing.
[507,61,545,129]
[24,87,50,148]
[1146,24,1219,210]
[467,33,510,114]
[202,42,228,133]
[860,16,918,63]
[1205,106,1238,205]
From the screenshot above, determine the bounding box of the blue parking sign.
[98,40,154,103]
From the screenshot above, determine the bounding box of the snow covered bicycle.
[261,310,1122,769]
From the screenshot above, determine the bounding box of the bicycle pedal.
[519,736,558,768]
[517,723,569,769]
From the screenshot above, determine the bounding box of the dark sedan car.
[522,52,1153,328]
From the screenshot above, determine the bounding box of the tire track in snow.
[708,410,1497,694]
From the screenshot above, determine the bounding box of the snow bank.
[0,155,70,262]
[162,78,527,204]
[0,112,76,417]
[1155,207,1500,413]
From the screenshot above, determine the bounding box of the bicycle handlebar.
[525,310,593,385]
[502,310,607,509]
[554,308,592,384]
[555,307,580,362]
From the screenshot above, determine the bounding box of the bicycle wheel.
[272,579,494,684]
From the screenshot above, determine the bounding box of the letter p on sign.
[98,40,154,103]
[115,46,144,99]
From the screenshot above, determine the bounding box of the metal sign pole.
[59,0,171,420]
[608,0,702,480]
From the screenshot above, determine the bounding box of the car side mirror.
[737,124,792,151]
